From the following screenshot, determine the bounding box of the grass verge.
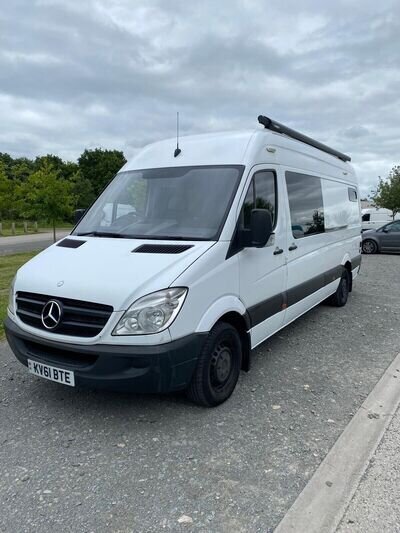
[0,251,38,339]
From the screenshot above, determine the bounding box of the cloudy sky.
[1,0,399,195]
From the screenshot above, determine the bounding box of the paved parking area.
[1,255,400,532]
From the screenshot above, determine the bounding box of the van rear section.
[6,116,361,407]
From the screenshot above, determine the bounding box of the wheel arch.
[195,296,251,372]
[217,311,251,372]
[341,253,354,292]
[343,260,353,292]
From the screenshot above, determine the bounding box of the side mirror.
[74,209,86,224]
[382,227,389,233]
[250,209,273,247]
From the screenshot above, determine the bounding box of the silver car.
[362,220,400,254]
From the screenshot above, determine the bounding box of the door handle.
[273,247,284,255]
[288,244,298,251]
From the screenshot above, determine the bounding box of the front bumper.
[5,317,206,393]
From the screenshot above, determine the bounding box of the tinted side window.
[362,213,370,222]
[241,171,277,229]
[285,172,324,238]
[387,221,400,232]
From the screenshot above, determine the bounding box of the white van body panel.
[12,238,214,346]
[15,238,214,311]
[170,243,240,337]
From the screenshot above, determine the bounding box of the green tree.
[0,153,14,178]
[10,158,35,183]
[0,162,16,219]
[78,148,126,197]
[371,166,400,219]
[19,161,74,241]
[34,155,79,181]
[71,170,96,209]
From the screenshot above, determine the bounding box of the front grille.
[16,291,113,338]
[24,340,98,367]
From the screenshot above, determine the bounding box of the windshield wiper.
[133,235,209,241]
[75,231,128,238]
[76,231,209,241]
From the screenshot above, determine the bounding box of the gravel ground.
[1,254,400,533]
[338,407,400,532]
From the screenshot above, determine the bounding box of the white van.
[362,208,399,231]
[6,116,361,407]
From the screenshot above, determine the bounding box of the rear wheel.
[362,239,378,254]
[187,322,242,407]
[327,269,350,307]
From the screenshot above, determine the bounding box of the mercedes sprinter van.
[6,116,361,407]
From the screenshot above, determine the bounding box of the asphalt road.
[0,231,70,255]
[1,255,400,532]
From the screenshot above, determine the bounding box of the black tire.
[328,269,350,307]
[187,322,242,407]
[362,239,378,254]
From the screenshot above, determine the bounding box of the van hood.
[16,237,215,310]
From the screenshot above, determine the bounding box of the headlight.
[113,287,188,335]
[8,275,16,315]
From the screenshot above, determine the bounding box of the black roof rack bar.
[258,115,351,162]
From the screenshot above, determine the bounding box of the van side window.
[362,213,370,222]
[322,180,359,230]
[285,171,325,238]
[241,171,277,230]
[348,188,358,202]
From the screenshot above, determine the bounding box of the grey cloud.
[342,126,370,139]
[0,0,400,195]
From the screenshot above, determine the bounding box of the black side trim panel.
[57,238,86,249]
[247,293,284,326]
[248,264,344,327]
[287,265,342,307]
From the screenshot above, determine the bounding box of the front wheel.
[362,239,378,254]
[187,322,242,407]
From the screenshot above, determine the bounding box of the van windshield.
[74,165,243,241]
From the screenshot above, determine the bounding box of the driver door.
[238,166,287,348]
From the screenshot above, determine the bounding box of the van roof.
[122,128,356,183]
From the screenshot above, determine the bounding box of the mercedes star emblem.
[41,300,63,330]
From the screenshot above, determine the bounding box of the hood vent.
[57,238,86,249]
[132,244,193,254]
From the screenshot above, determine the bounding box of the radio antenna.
[174,111,181,157]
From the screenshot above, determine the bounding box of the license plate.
[28,359,75,387]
